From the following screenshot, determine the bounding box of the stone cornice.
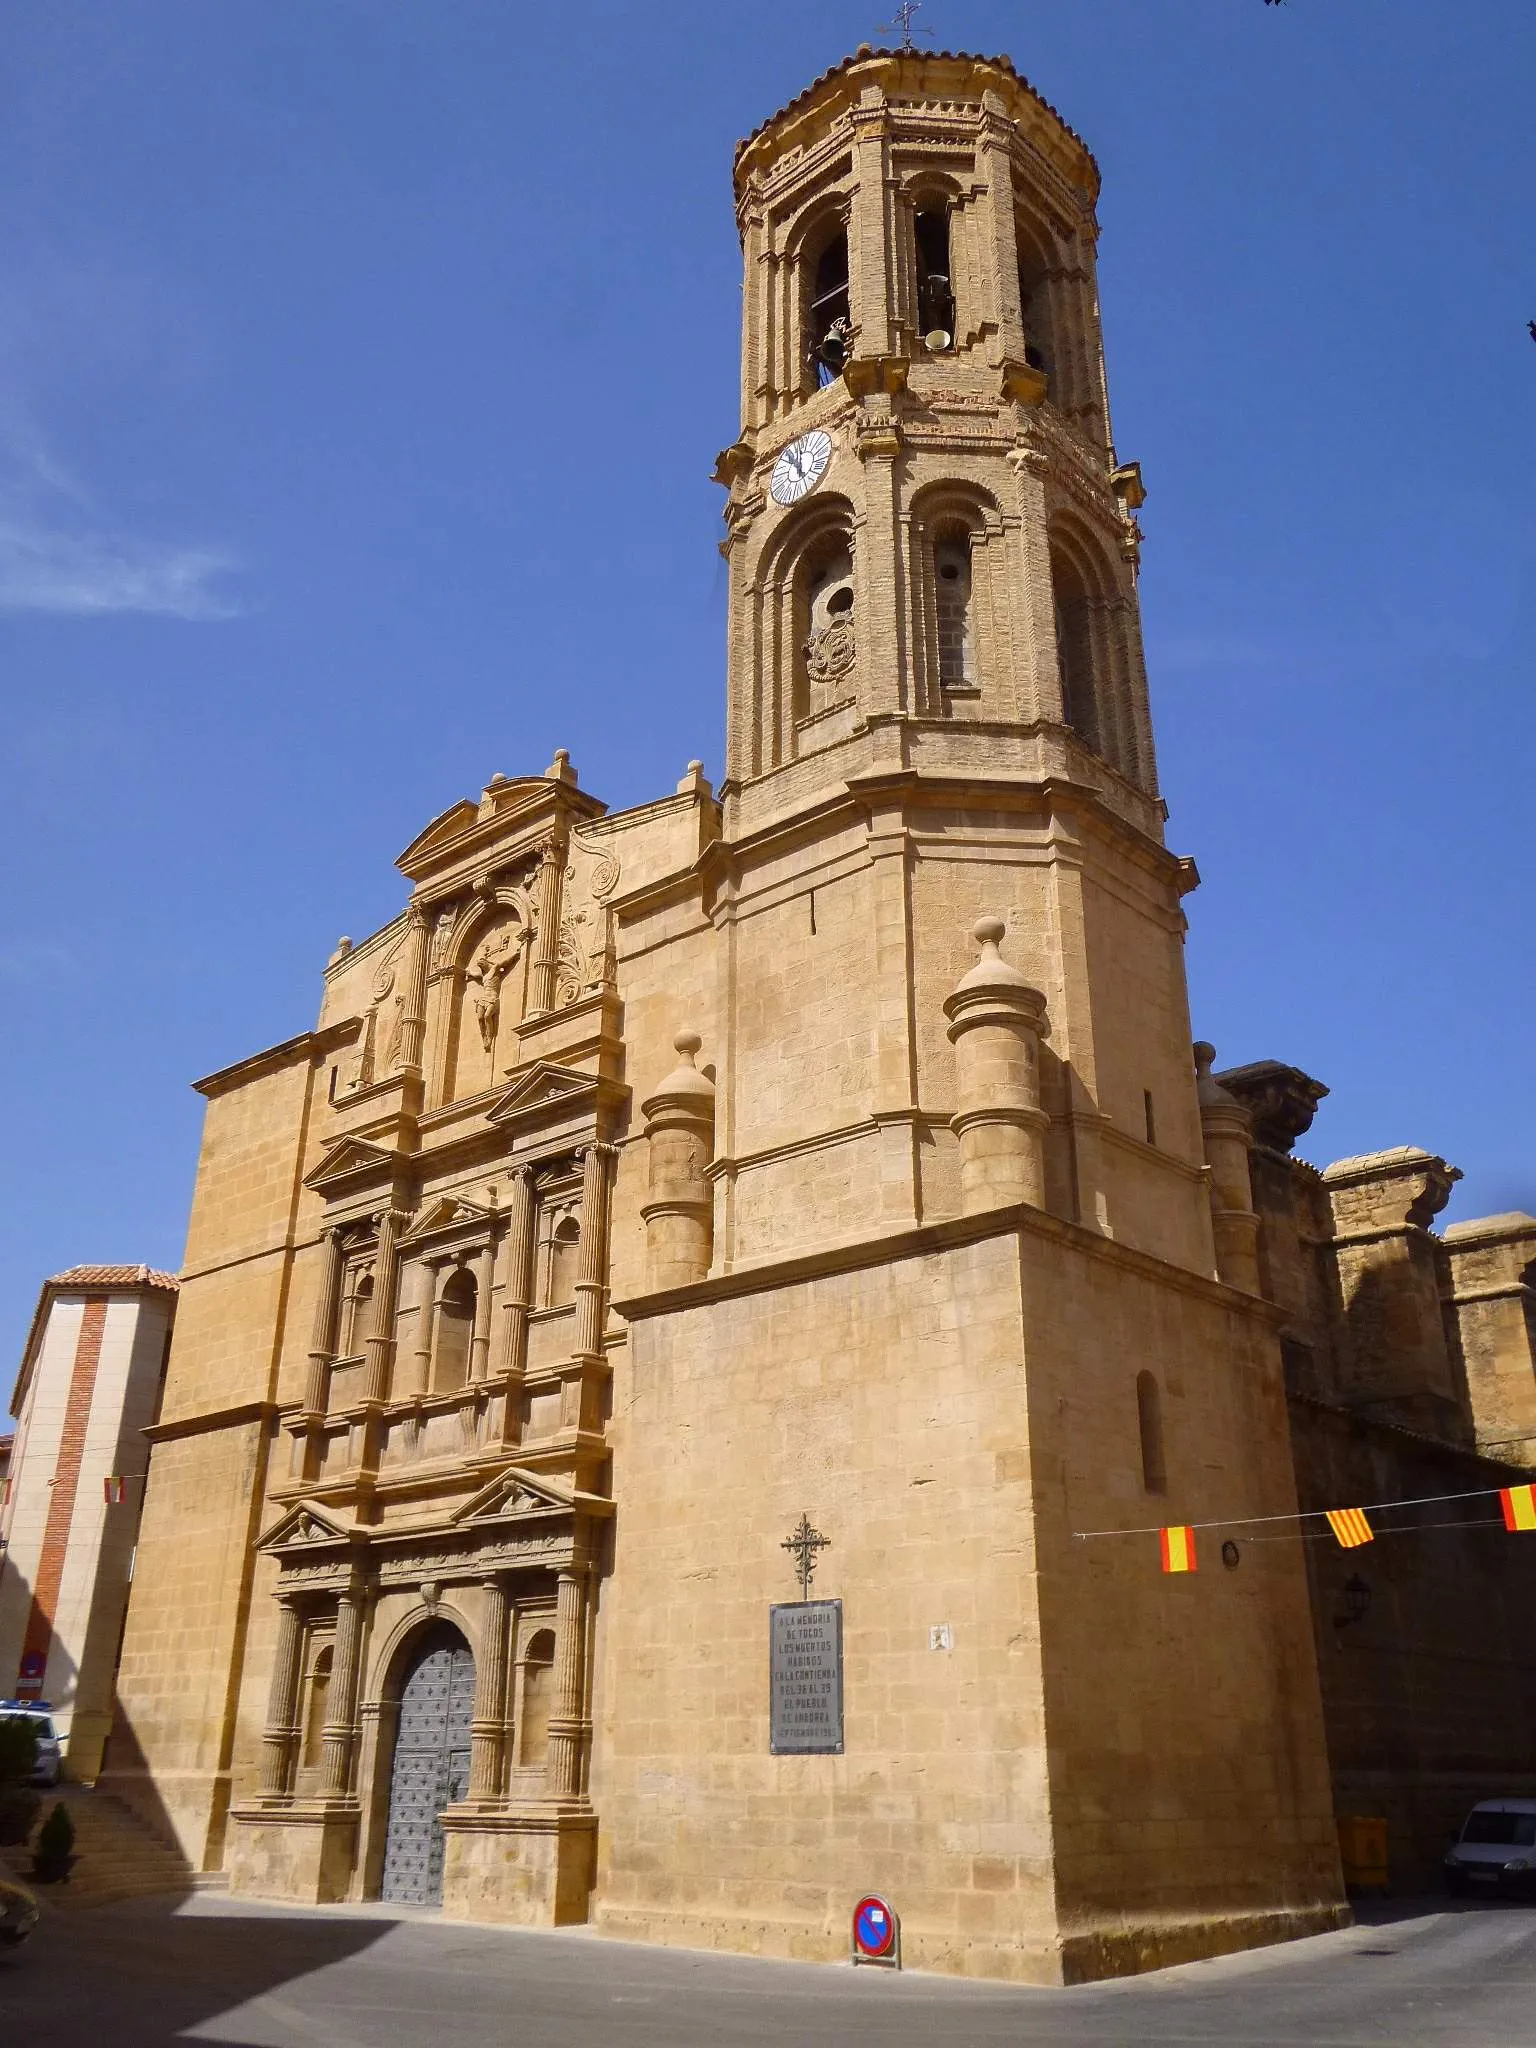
[144,1399,279,1444]
[615,1197,1275,1326]
[194,1019,362,1100]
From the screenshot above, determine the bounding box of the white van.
[1445,1800,1536,1898]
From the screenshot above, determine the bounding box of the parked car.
[1445,1800,1536,1898]
[0,1870,40,1947]
[0,1703,62,1788]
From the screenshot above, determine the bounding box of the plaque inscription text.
[770,1598,843,1755]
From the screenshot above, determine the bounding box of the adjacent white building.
[0,1266,177,1779]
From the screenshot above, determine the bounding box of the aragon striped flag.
[1326,1506,1373,1549]
[1499,1485,1536,1532]
[1159,1525,1197,1574]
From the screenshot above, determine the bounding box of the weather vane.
[879,2,932,52]
[781,1513,831,1599]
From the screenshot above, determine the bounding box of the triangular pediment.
[257,1500,356,1553]
[305,1137,394,1192]
[394,798,482,869]
[486,1062,595,1126]
[449,1466,577,1525]
[399,1193,494,1244]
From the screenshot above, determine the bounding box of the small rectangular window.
[1143,1090,1157,1146]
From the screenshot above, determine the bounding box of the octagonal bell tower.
[716,45,1156,840]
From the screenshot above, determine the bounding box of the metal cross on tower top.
[879,2,932,53]
[781,1513,831,1599]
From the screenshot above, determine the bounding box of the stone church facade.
[102,49,1535,1982]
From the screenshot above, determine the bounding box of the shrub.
[32,1800,75,1884]
[0,1788,40,1847]
[0,1719,38,1786]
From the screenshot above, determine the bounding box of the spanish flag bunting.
[1500,1485,1536,1533]
[1326,1507,1373,1549]
[1159,1525,1197,1574]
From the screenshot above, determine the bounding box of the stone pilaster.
[470,1239,496,1381]
[397,904,430,1075]
[318,1583,365,1801]
[302,1227,347,1417]
[468,1577,511,1803]
[257,1598,304,1800]
[362,1208,403,1407]
[527,833,566,1018]
[546,1566,590,1803]
[573,1145,615,1362]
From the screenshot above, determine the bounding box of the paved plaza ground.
[2,1890,1534,2045]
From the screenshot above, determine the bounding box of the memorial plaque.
[770,1598,843,1754]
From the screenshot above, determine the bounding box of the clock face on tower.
[769,429,833,507]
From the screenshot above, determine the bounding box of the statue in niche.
[466,922,525,1052]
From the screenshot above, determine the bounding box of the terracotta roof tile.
[736,46,1095,174]
[49,1264,179,1292]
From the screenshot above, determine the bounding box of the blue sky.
[2,1,1532,1367]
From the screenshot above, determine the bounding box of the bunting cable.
[1072,1483,1507,1542]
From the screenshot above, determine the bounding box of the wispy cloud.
[0,513,239,619]
[0,254,243,621]
[0,432,240,620]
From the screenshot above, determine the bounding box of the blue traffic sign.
[852,1893,898,1965]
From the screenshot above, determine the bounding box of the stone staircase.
[1,1783,205,1907]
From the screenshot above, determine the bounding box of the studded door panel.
[379,1631,476,1905]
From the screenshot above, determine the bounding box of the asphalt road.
[3,1891,1535,2046]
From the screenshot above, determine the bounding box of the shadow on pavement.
[0,1892,399,2046]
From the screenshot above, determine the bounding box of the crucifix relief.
[781,1513,830,1600]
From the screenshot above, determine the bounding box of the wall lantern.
[1333,1574,1372,1630]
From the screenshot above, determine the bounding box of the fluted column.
[407,1258,438,1397]
[469,1239,496,1381]
[573,1144,616,1362]
[944,919,1052,1214]
[526,836,566,1017]
[640,1034,716,1288]
[545,1565,590,1803]
[1195,1042,1263,1295]
[396,904,431,1075]
[318,1583,366,1801]
[496,1168,535,1449]
[258,1598,305,1799]
[302,1227,348,1416]
[467,1577,510,1803]
[362,1208,403,1406]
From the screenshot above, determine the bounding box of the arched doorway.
[379,1622,475,1906]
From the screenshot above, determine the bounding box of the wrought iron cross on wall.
[782,1513,830,1599]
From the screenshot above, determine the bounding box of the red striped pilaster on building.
[14,1296,109,1696]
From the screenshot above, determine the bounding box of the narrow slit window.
[1143,1091,1157,1146]
[934,527,975,689]
[807,228,851,386]
[1136,1371,1167,1496]
[915,207,954,344]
